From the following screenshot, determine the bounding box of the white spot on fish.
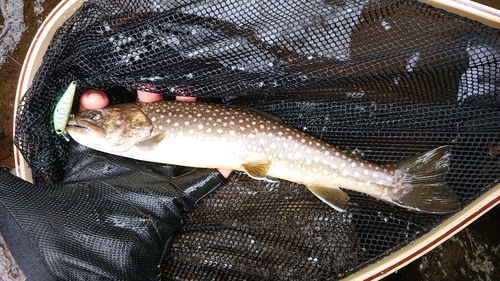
[306,159,311,165]
[342,171,348,176]
[248,133,254,138]
[189,129,194,134]
[341,163,346,168]
[207,128,212,133]
[271,143,276,149]
[363,170,369,175]
[314,156,319,162]
[295,152,302,158]
[284,143,289,148]
[159,125,164,130]
[351,162,357,168]
[217,129,223,134]
[198,124,203,129]
[184,121,190,126]
[259,139,265,144]
[354,172,360,177]
[151,117,156,122]
[174,122,179,127]
[229,130,235,135]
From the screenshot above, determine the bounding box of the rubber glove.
[0,141,226,280]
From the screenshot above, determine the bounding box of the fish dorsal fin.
[241,107,283,124]
[135,132,166,151]
[241,162,271,180]
[306,185,350,212]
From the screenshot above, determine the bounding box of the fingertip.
[175,96,197,102]
[216,168,233,179]
[79,89,109,111]
[137,90,164,102]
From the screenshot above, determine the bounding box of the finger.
[137,90,164,102]
[216,168,233,179]
[79,89,109,112]
[175,96,196,102]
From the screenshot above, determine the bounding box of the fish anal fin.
[241,162,271,180]
[135,132,166,151]
[306,185,349,212]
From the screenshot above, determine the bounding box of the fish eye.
[88,111,102,121]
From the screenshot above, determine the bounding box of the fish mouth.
[66,119,88,131]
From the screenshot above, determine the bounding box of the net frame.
[12,0,500,279]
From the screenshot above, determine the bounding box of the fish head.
[67,103,153,152]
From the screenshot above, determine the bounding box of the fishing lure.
[53,81,77,141]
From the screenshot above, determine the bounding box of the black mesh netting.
[14,0,500,279]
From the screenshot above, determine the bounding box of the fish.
[53,81,77,141]
[66,100,460,213]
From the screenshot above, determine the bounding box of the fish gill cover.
[14,0,500,279]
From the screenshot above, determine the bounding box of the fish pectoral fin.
[306,185,350,212]
[135,132,166,151]
[241,162,271,180]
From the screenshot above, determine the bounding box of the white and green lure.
[53,81,77,141]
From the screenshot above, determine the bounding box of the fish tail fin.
[392,146,460,213]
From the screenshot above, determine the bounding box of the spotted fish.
[66,100,460,213]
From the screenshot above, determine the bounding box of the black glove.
[0,142,227,280]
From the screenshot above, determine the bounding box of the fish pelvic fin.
[241,162,271,180]
[306,185,349,212]
[392,145,460,214]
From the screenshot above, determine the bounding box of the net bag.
[14,0,500,279]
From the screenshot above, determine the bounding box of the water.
[0,0,26,69]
